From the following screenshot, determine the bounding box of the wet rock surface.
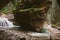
[0,27,60,40]
[0,27,28,40]
[0,27,50,40]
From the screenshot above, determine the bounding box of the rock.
[13,0,52,32]
[0,27,50,40]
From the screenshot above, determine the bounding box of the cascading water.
[0,17,14,28]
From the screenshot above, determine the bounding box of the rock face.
[13,0,52,32]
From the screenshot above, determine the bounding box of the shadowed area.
[0,0,11,10]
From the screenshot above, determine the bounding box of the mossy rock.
[13,8,46,32]
[13,0,52,32]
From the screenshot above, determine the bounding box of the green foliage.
[1,0,19,14]
[2,6,9,14]
[52,22,60,28]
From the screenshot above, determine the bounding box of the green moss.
[19,8,34,12]
[52,22,60,28]
[16,8,42,13]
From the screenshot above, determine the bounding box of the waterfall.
[0,17,14,28]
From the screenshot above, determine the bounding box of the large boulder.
[13,0,52,32]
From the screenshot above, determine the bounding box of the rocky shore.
[0,27,60,40]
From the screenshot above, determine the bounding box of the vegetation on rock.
[13,0,52,32]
